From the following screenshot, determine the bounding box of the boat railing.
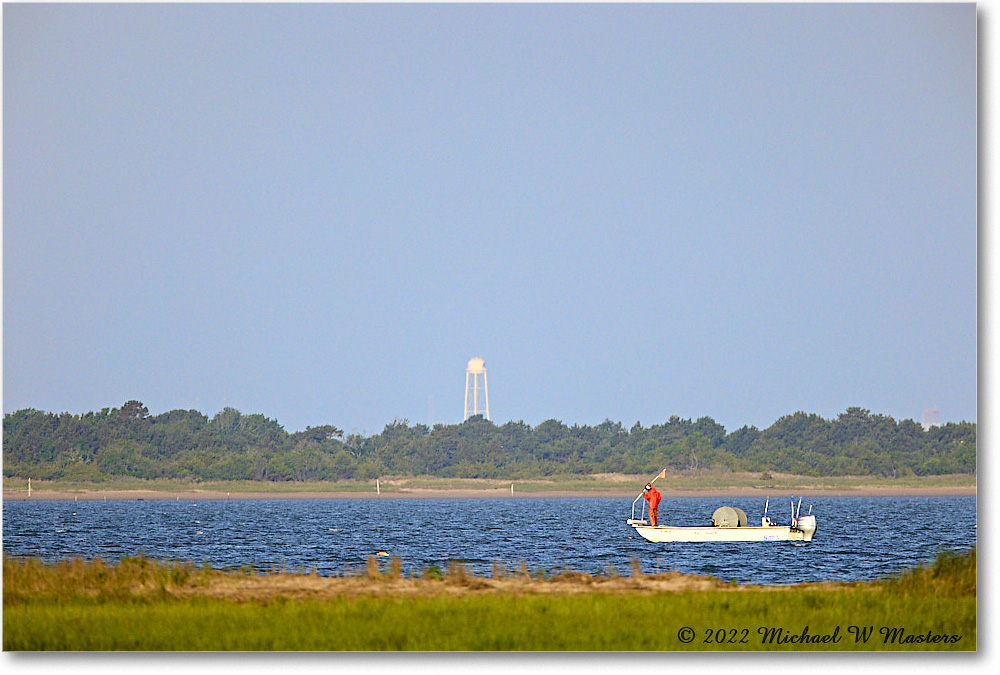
[629,491,648,525]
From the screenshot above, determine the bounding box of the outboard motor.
[796,514,817,541]
[789,496,817,541]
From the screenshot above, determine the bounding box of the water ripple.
[2,495,977,584]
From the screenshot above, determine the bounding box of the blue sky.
[3,3,978,435]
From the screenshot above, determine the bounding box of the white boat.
[627,494,817,543]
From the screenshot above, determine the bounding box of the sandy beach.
[3,484,976,501]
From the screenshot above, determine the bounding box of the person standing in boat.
[642,482,661,526]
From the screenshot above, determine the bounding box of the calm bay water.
[1,495,977,585]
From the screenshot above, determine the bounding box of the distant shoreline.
[3,485,976,501]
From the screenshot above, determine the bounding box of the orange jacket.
[643,487,661,509]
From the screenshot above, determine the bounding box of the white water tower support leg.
[463,371,470,420]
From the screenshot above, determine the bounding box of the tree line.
[2,401,976,482]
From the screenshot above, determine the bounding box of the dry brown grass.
[5,553,760,605]
[160,566,732,602]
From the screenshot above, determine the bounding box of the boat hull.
[631,523,814,543]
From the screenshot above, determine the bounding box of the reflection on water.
[2,495,976,585]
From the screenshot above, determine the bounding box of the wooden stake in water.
[376,478,380,495]
[511,483,514,496]
[28,478,31,498]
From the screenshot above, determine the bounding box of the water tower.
[464,357,490,421]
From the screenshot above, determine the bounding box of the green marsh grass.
[3,549,975,651]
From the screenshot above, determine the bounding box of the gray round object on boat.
[712,506,741,527]
[733,507,748,527]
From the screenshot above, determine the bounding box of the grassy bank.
[2,471,977,498]
[3,549,975,651]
